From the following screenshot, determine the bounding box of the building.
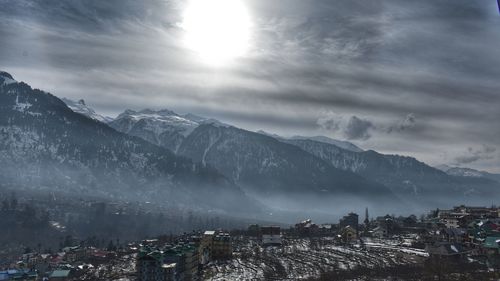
[199,231,215,265]
[261,226,282,246]
[49,270,71,280]
[294,219,319,237]
[163,245,199,281]
[440,228,467,243]
[62,246,88,263]
[0,270,37,281]
[371,226,388,238]
[212,232,232,260]
[137,250,173,281]
[339,213,359,233]
[483,236,500,255]
[425,242,469,260]
[199,231,232,264]
[340,226,358,243]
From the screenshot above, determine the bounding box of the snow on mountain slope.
[62,98,114,123]
[0,71,257,213]
[437,165,500,183]
[0,71,17,85]
[446,167,484,178]
[109,109,227,152]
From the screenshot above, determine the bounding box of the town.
[2,202,500,280]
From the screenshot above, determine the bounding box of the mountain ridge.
[0,71,257,214]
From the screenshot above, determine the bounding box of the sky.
[0,0,499,173]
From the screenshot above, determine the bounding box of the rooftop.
[49,270,70,278]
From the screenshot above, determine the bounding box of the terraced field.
[204,237,427,280]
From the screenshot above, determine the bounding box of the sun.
[181,0,252,66]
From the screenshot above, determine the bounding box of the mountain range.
[436,165,500,184]
[1,70,499,220]
[0,71,255,215]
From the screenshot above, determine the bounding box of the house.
[261,226,282,246]
[440,228,467,243]
[425,242,469,259]
[62,246,87,263]
[371,226,388,238]
[49,270,71,280]
[339,213,359,233]
[318,224,335,236]
[375,215,402,236]
[340,226,358,243]
[295,219,319,237]
[483,237,500,255]
[12,272,38,280]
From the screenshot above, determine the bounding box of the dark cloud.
[454,145,497,165]
[0,0,499,172]
[344,116,374,140]
[317,112,374,141]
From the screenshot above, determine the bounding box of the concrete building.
[212,233,232,260]
[199,231,232,264]
[339,213,359,233]
[137,245,199,281]
[261,226,282,246]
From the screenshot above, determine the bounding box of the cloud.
[454,145,497,165]
[316,111,341,131]
[387,113,416,134]
[0,0,499,172]
[344,116,375,140]
[317,112,374,140]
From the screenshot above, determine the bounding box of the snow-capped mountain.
[437,165,500,183]
[0,71,16,85]
[446,167,484,178]
[285,138,500,207]
[176,123,400,212]
[289,135,363,152]
[109,109,227,152]
[62,98,114,123]
[0,71,255,213]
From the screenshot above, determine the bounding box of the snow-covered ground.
[204,237,426,281]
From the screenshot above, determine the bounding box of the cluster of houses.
[423,205,500,264]
[0,246,117,280]
[4,205,500,280]
[136,230,233,281]
[281,205,500,266]
[289,205,500,266]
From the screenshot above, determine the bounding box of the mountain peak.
[0,71,17,85]
[0,71,14,80]
[62,97,114,123]
[132,108,178,116]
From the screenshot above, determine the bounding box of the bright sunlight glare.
[181,0,252,66]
